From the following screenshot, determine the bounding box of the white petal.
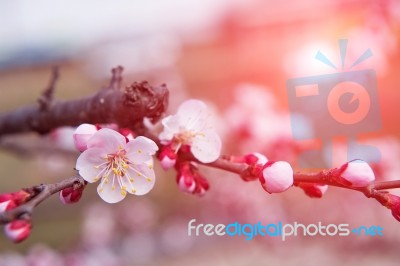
[125,136,158,164]
[177,100,210,131]
[76,148,107,183]
[159,115,180,142]
[124,162,156,195]
[342,159,375,187]
[191,130,221,163]
[97,178,126,203]
[87,128,126,154]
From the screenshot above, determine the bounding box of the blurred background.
[1,0,400,265]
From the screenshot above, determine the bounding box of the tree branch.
[0,66,169,136]
[0,175,84,224]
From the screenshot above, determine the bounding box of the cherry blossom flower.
[76,128,158,203]
[159,99,221,163]
[340,159,375,187]
[259,161,294,193]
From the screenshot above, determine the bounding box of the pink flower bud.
[4,220,32,243]
[73,124,98,152]
[158,145,177,170]
[176,162,209,196]
[177,163,196,193]
[259,161,293,193]
[59,186,84,205]
[299,183,328,198]
[340,159,375,187]
[241,152,268,181]
[244,152,268,165]
[192,174,209,196]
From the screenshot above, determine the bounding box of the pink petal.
[123,162,156,195]
[191,130,221,163]
[76,148,107,183]
[97,179,126,203]
[87,128,126,154]
[126,136,158,164]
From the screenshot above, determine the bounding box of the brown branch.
[0,67,168,136]
[0,175,84,224]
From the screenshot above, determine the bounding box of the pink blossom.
[259,161,294,193]
[4,220,31,243]
[340,159,375,187]
[76,128,158,203]
[73,123,98,152]
[159,99,221,163]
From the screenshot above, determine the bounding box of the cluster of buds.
[175,162,209,196]
[0,190,32,243]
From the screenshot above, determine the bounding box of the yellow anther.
[129,178,134,182]
[148,164,153,170]
[137,173,142,177]
[146,178,152,182]
[112,185,116,190]
[138,149,142,154]
[131,188,136,193]
[119,145,123,150]
[105,178,109,184]
[121,190,127,196]
[99,188,103,193]
[122,186,127,190]
[112,168,118,174]
[94,176,99,182]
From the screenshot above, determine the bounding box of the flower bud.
[176,163,196,193]
[176,162,209,196]
[241,153,268,181]
[340,159,375,187]
[259,161,293,193]
[59,186,84,205]
[73,123,98,152]
[299,183,328,198]
[158,145,177,170]
[4,220,32,243]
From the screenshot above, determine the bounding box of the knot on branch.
[124,81,169,123]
